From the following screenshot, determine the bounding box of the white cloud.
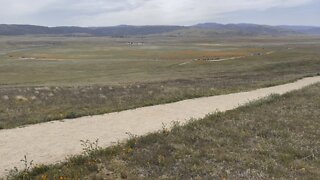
[0,0,315,26]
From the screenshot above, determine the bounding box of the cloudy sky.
[0,0,319,26]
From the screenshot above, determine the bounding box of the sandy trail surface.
[1,76,320,177]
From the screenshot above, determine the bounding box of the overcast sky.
[0,0,319,26]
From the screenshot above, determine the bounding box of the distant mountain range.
[0,24,184,36]
[0,23,319,36]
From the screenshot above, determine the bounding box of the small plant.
[7,167,19,179]
[125,132,138,150]
[80,139,101,156]
[7,155,34,179]
[79,139,102,170]
[21,155,34,174]
[161,123,170,135]
[66,111,78,119]
[125,132,137,139]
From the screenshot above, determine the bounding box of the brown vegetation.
[7,83,320,179]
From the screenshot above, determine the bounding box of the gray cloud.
[0,0,316,26]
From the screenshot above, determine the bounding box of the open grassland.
[0,36,266,86]
[1,36,319,86]
[0,36,320,129]
[7,83,320,179]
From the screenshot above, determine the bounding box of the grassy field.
[0,36,320,129]
[7,83,320,179]
[1,36,319,86]
[0,36,268,86]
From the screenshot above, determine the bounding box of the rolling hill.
[0,23,319,37]
[0,24,184,36]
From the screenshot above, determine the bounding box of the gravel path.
[0,76,320,177]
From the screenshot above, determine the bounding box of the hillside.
[193,23,297,36]
[0,24,185,36]
[0,23,319,37]
[278,25,320,35]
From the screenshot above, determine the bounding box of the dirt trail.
[1,76,320,177]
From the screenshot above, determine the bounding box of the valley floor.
[1,36,320,129]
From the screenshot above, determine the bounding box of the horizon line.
[1,22,319,28]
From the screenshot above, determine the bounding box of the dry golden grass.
[0,36,320,129]
[7,83,320,179]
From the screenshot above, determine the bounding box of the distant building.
[127,42,144,46]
